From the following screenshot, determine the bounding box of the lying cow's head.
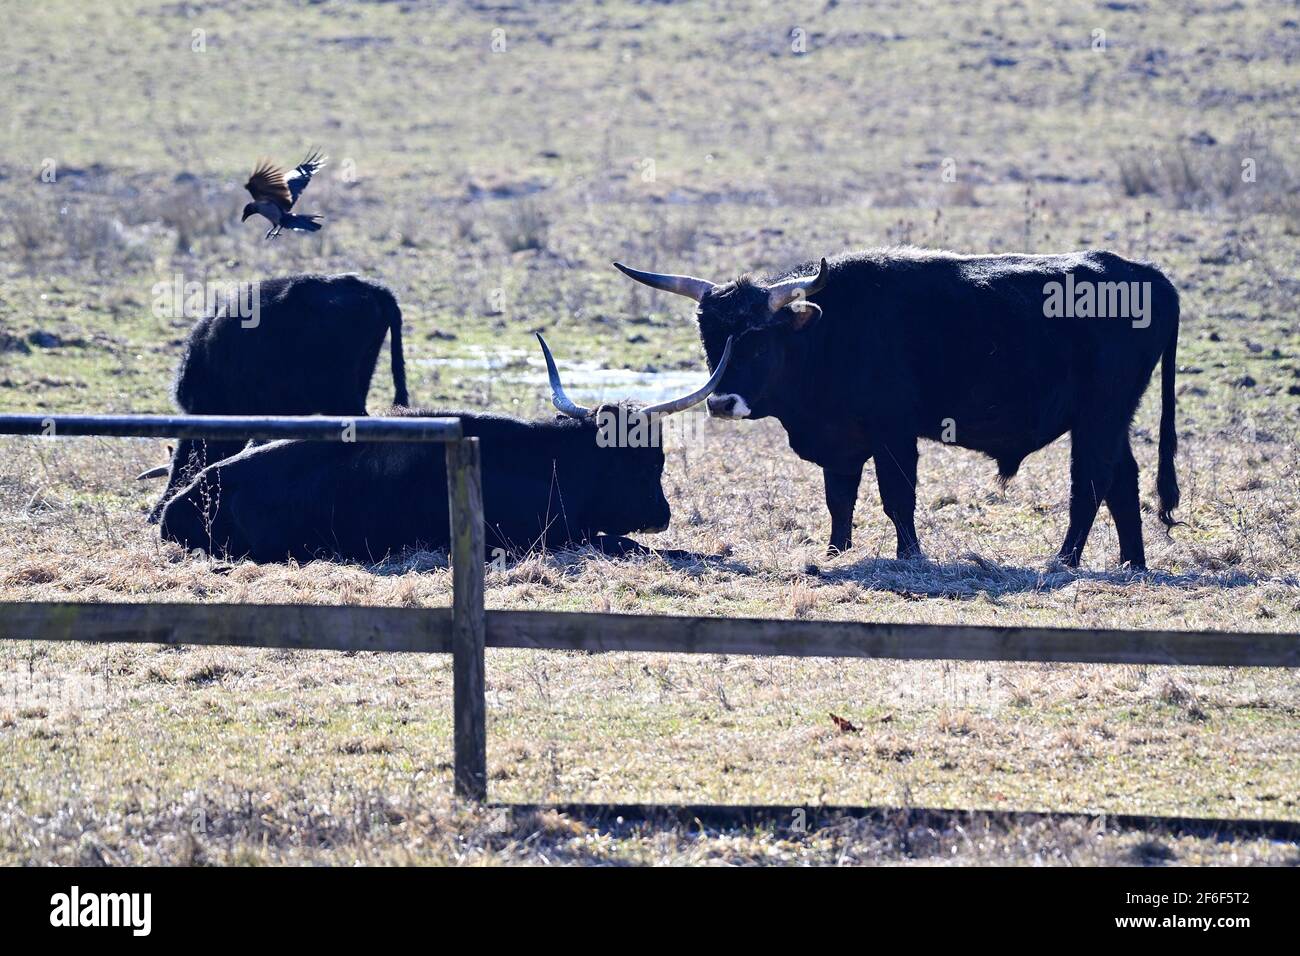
[613,258,828,420]
[534,332,733,535]
[582,402,673,535]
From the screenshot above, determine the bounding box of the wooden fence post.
[446,437,487,800]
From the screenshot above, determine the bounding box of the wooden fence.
[0,413,487,797]
[1,414,1297,805]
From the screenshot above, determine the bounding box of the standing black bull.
[159,334,733,563]
[142,273,409,520]
[615,248,1181,570]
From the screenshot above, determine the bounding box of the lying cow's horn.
[767,257,829,313]
[642,336,734,417]
[535,333,592,419]
[136,464,170,480]
[612,261,714,303]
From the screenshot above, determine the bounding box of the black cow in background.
[615,248,1181,570]
[142,274,409,520]
[160,334,733,563]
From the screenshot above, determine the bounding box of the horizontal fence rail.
[483,610,1300,668]
[0,412,462,443]
[0,602,454,654]
[1,602,1296,668]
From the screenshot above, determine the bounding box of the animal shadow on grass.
[536,542,755,577]
[815,554,1263,600]
[361,541,750,578]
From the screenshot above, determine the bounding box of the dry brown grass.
[1,413,1297,864]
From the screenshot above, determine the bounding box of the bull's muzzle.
[706,394,750,420]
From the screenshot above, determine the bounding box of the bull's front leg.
[823,464,863,555]
[148,438,212,524]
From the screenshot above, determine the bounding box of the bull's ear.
[788,300,823,331]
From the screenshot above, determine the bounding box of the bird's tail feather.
[281,213,323,232]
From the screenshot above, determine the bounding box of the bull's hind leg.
[823,464,863,555]
[1056,426,1122,568]
[873,437,923,560]
[1104,440,1146,570]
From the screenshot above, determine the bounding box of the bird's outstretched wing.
[245,160,292,210]
[284,150,326,207]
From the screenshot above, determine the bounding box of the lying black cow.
[159,334,732,563]
[615,248,1181,570]
[143,273,409,520]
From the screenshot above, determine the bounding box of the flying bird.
[241,150,327,239]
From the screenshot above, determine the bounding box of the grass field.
[0,0,1297,865]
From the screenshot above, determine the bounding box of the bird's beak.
[241,209,252,222]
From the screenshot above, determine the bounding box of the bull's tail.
[382,289,409,407]
[1157,307,1181,530]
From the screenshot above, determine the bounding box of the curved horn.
[767,257,829,313]
[613,261,714,303]
[135,464,170,480]
[535,333,591,419]
[641,337,734,417]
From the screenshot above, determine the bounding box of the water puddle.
[420,348,706,405]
